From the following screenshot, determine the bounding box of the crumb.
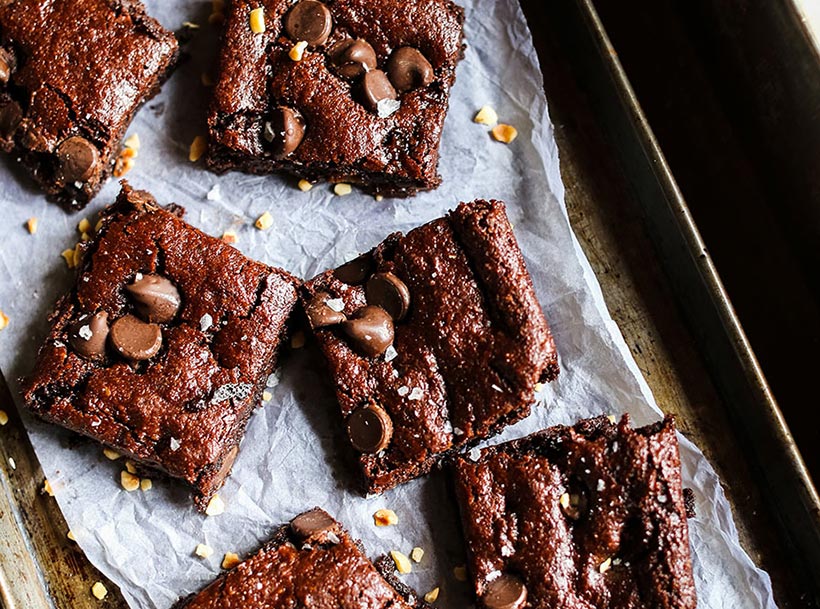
[43,479,54,496]
[189,135,208,162]
[491,124,518,144]
[333,183,352,196]
[390,550,412,574]
[297,179,313,192]
[206,494,225,516]
[103,448,121,460]
[254,211,273,230]
[222,552,241,569]
[410,547,424,563]
[26,217,38,234]
[91,582,108,600]
[121,471,140,492]
[195,543,214,558]
[474,105,498,126]
[373,508,399,527]
[67,530,76,541]
[262,391,272,402]
[424,587,440,603]
[289,40,308,61]
[140,478,152,491]
[221,230,238,244]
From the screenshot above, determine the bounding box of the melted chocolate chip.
[126,274,181,323]
[305,291,346,328]
[0,100,22,138]
[284,0,333,47]
[68,311,109,361]
[56,136,99,183]
[347,404,393,453]
[290,508,337,540]
[329,38,377,79]
[366,272,410,321]
[387,47,434,92]
[483,574,527,609]
[334,254,373,285]
[110,314,162,362]
[342,305,394,357]
[0,48,15,84]
[358,70,398,115]
[264,106,305,158]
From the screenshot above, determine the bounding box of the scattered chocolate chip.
[0,100,22,138]
[264,106,305,158]
[366,272,410,321]
[387,47,434,93]
[284,0,332,47]
[483,574,527,609]
[56,136,99,183]
[0,48,15,84]
[334,254,373,285]
[347,404,393,453]
[68,312,109,361]
[329,38,377,79]
[109,314,162,362]
[126,274,181,323]
[358,70,398,114]
[305,291,346,328]
[342,305,394,357]
[291,508,337,540]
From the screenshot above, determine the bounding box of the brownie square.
[452,415,697,609]
[0,0,178,209]
[21,183,300,510]
[206,0,464,197]
[301,199,559,493]
[174,508,432,609]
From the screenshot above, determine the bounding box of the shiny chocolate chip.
[366,272,410,321]
[329,38,377,79]
[358,70,398,115]
[342,305,394,357]
[0,48,15,84]
[68,311,109,361]
[387,47,434,93]
[0,100,22,138]
[110,314,162,362]
[126,274,181,323]
[483,574,528,609]
[347,404,393,453]
[334,254,373,285]
[264,106,305,158]
[291,508,337,540]
[305,291,346,328]
[284,0,333,47]
[56,136,99,183]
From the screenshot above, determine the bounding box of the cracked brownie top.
[21,183,299,510]
[0,0,178,209]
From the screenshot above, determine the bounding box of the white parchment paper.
[0,1,776,607]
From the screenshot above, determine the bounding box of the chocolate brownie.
[301,199,559,493]
[452,415,697,609]
[174,508,433,609]
[0,0,178,209]
[206,0,464,197]
[21,183,299,510]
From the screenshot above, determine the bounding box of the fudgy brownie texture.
[21,183,299,510]
[452,415,697,609]
[0,0,178,209]
[206,0,464,197]
[174,508,433,609]
[301,199,559,493]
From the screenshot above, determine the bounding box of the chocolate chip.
[264,106,305,158]
[334,254,373,285]
[290,508,337,540]
[329,38,377,79]
[284,0,332,47]
[126,274,181,323]
[0,100,22,138]
[110,314,162,362]
[56,136,99,183]
[366,272,410,321]
[483,574,527,609]
[342,305,394,357]
[0,48,15,84]
[305,291,346,328]
[347,404,393,453]
[358,70,398,115]
[387,47,434,93]
[68,311,109,361]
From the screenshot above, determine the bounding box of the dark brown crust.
[20,183,300,510]
[206,0,465,197]
[0,0,179,209]
[301,199,559,493]
[452,415,697,609]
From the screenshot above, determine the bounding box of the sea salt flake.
[266,372,280,388]
[326,532,340,545]
[397,386,409,397]
[326,298,345,312]
[78,324,92,340]
[486,569,501,582]
[408,387,424,400]
[384,345,398,362]
[200,313,213,332]
[468,447,481,462]
[597,479,605,491]
[206,184,222,201]
[169,437,181,451]
[453,427,464,435]
[491,383,503,392]
[377,98,400,118]
[658,494,668,503]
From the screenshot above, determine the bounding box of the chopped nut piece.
[0,311,7,331]
[291,330,306,349]
[390,550,412,574]
[113,155,135,177]
[94,217,104,233]
[195,543,214,558]
[189,135,208,162]
[183,20,201,29]
[78,218,91,234]
[140,478,152,491]
[599,557,612,573]
[249,7,265,33]
[453,565,467,581]
[297,179,313,192]
[43,479,54,496]
[26,217,38,234]
[410,547,424,563]
[80,232,92,242]
[73,242,84,268]
[534,382,544,393]
[8,457,15,470]
[375,194,384,202]
[222,551,240,569]
[262,390,273,402]
[373,508,399,527]
[121,471,140,492]
[125,460,137,474]
[254,211,273,230]
[91,582,108,600]
[103,448,121,460]
[67,530,76,541]
[201,72,215,87]
[424,587,440,603]
[491,123,518,144]
[474,105,498,126]
[0,410,8,426]
[62,248,76,268]
[607,414,617,424]
[206,494,225,516]
[333,182,352,196]
[289,40,308,61]
[221,230,238,244]
[124,133,141,151]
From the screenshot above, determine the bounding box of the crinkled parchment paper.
[0,1,776,607]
